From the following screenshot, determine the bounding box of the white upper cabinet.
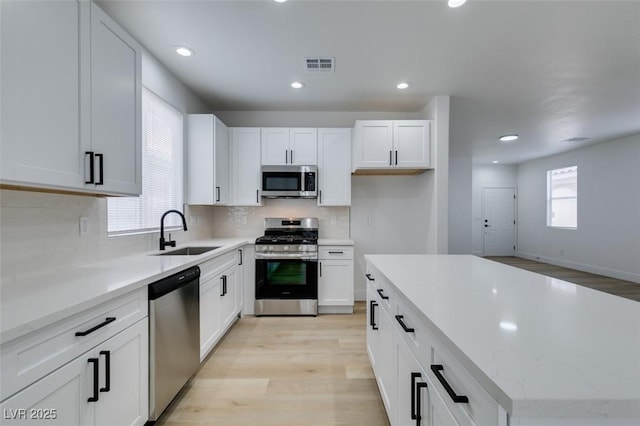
[230,128,262,206]
[187,115,230,205]
[0,1,142,196]
[88,2,142,195]
[352,120,431,174]
[317,128,352,206]
[261,128,318,165]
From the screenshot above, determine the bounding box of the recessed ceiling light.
[492,160,499,164]
[448,0,467,8]
[499,321,518,331]
[397,82,410,90]
[499,134,519,142]
[291,81,305,89]
[274,0,287,2]
[175,46,194,57]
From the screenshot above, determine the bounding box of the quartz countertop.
[0,238,251,344]
[365,254,640,420]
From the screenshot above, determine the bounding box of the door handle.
[415,382,428,425]
[99,350,111,393]
[411,372,421,420]
[87,358,99,402]
[377,288,389,300]
[85,151,95,184]
[395,315,415,333]
[95,153,104,185]
[430,364,469,403]
[290,150,294,163]
[369,300,378,330]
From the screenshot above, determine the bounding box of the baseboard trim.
[516,251,640,284]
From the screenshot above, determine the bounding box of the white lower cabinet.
[0,320,148,426]
[366,263,500,426]
[318,246,354,312]
[199,249,244,360]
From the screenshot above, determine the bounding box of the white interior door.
[482,188,516,256]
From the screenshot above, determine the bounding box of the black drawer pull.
[95,153,104,185]
[365,273,375,281]
[99,350,111,393]
[411,372,421,420]
[369,300,378,330]
[75,317,116,337]
[87,358,99,402]
[328,251,344,254]
[377,288,389,300]
[395,315,415,333]
[430,364,469,403]
[85,151,95,184]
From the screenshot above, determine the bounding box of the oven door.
[255,253,318,299]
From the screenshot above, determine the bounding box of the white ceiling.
[97,0,640,164]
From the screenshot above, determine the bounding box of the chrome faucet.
[159,209,188,250]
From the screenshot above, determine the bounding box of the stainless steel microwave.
[261,165,317,198]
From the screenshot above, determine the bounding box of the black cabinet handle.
[369,300,378,330]
[221,275,227,296]
[290,150,294,163]
[377,288,389,300]
[238,249,243,265]
[431,364,469,403]
[395,315,415,333]
[75,317,116,337]
[256,189,259,203]
[411,372,421,420]
[99,350,110,393]
[319,262,322,277]
[395,150,398,165]
[216,186,221,202]
[319,190,322,204]
[328,251,344,254]
[285,150,289,164]
[85,151,95,184]
[365,274,375,281]
[416,382,428,425]
[95,153,104,185]
[88,358,99,402]
[389,150,393,166]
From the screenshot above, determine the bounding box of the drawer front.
[429,342,498,426]
[319,246,354,260]
[199,251,238,282]
[0,287,148,401]
[393,292,431,361]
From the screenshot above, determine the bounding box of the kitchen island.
[365,254,640,426]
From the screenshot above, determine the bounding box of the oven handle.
[255,252,318,260]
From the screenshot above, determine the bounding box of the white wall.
[0,50,213,279]
[517,133,640,283]
[471,164,518,255]
[449,157,472,254]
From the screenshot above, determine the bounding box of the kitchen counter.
[366,254,640,420]
[0,238,251,344]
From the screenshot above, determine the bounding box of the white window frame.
[546,165,578,229]
[107,87,184,236]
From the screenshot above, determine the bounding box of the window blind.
[108,88,184,235]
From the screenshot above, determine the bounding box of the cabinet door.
[0,352,89,426]
[213,117,230,204]
[353,121,394,169]
[289,128,317,165]
[88,2,142,195]
[317,129,351,206]
[220,266,240,329]
[318,260,354,306]
[393,121,430,169]
[0,0,85,190]
[430,384,461,426]
[261,128,290,165]
[200,276,222,360]
[396,336,430,426]
[230,128,262,206]
[94,320,148,426]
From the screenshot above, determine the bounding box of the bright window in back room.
[547,165,578,229]
[107,88,184,235]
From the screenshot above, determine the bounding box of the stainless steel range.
[255,218,318,316]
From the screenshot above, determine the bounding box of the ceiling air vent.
[304,57,335,72]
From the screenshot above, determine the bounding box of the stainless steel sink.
[154,246,220,256]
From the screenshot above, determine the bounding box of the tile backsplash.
[209,198,350,239]
[0,190,349,280]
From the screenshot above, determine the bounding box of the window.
[108,88,184,235]
[547,165,577,229]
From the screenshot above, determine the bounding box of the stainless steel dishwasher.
[148,266,200,422]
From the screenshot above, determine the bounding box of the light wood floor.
[485,256,640,302]
[156,303,390,426]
